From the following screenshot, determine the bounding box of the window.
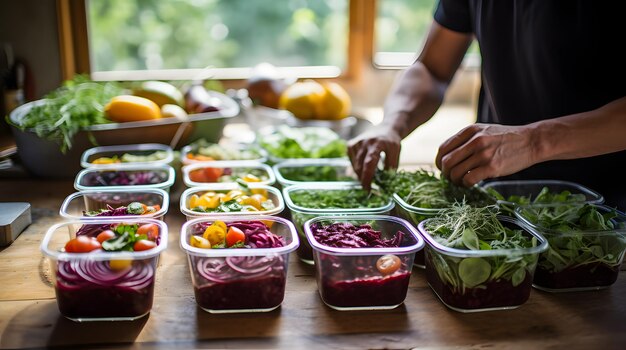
[86,0,348,80]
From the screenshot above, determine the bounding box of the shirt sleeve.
[433,0,473,33]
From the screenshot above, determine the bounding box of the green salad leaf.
[279,165,356,182]
[258,125,347,160]
[486,186,588,215]
[289,189,388,209]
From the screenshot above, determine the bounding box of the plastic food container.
[304,215,423,310]
[418,216,548,312]
[514,204,626,292]
[481,179,604,214]
[392,194,444,269]
[182,161,275,188]
[180,184,284,220]
[180,215,299,313]
[80,143,174,169]
[181,142,267,166]
[74,164,176,193]
[272,158,358,188]
[283,183,395,265]
[60,188,169,220]
[40,218,168,321]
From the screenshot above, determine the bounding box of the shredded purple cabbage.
[83,170,167,187]
[311,222,403,248]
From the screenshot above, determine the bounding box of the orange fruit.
[105,95,161,122]
[315,82,351,120]
[278,80,325,120]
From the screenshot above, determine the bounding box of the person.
[348,0,626,209]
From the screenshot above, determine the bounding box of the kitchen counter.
[1,178,625,350]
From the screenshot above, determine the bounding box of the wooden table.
[1,178,625,350]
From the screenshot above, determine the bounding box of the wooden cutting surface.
[1,178,625,350]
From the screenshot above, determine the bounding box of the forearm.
[531,96,626,163]
[381,61,448,139]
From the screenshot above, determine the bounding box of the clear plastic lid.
[282,183,394,214]
[272,158,358,187]
[180,142,268,165]
[304,214,424,256]
[182,160,276,188]
[41,218,168,261]
[481,179,604,206]
[514,203,626,236]
[59,188,169,220]
[180,215,299,257]
[180,184,284,218]
[418,216,549,258]
[74,164,176,191]
[80,143,174,169]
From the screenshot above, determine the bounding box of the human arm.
[436,96,626,186]
[348,22,473,190]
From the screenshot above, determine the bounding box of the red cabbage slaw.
[82,170,168,187]
[310,222,404,249]
[190,221,286,283]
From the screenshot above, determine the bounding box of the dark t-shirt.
[434,0,626,209]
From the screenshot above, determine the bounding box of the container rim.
[417,216,549,258]
[303,214,425,255]
[179,184,284,217]
[80,143,174,169]
[392,193,446,215]
[180,215,299,257]
[180,142,268,165]
[513,203,626,236]
[59,188,170,220]
[182,161,276,188]
[74,164,176,191]
[40,218,168,261]
[282,183,394,214]
[272,158,358,187]
[480,179,605,206]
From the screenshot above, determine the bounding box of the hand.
[435,123,536,186]
[348,127,402,191]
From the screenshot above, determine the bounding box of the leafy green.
[101,224,147,252]
[258,125,347,160]
[10,75,125,153]
[189,139,262,160]
[423,203,538,292]
[517,204,626,272]
[375,169,495,209]
[279,165,356,182]
[486,186,589,215]
[289,189,388,209]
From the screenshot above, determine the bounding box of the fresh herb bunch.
[517,203,626,272]
[280,165,355,182]
[375,169,495,208]
[487,186,588,215]
[12,75,125,153]
[423,203,538,291]
[289,189,388,209]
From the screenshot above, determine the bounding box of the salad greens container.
[482,180,604,215]
[182,161,275,188]
[60,188,169,221]
[181,140,267,166]
[257,125,348,164]
[181,215,299,313]
[282,183,395,265]
[80,143,174,169]
[514,203,626,292]
[304,215,423,311]
[417,206,548,313]
[74,164,176,193]
[180,184,284,220]
[272,158,358,188]
[41,218,168,321]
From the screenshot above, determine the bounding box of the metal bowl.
[8,91,239,178]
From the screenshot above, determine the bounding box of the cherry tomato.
[133,239,157,251]
[376,254,401,275]
[96,230,116,243]
[203,167,224,182]
[65,236,101,253]
[226,226,246,247]
[137,223,159,241]
[189,169,210,183]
